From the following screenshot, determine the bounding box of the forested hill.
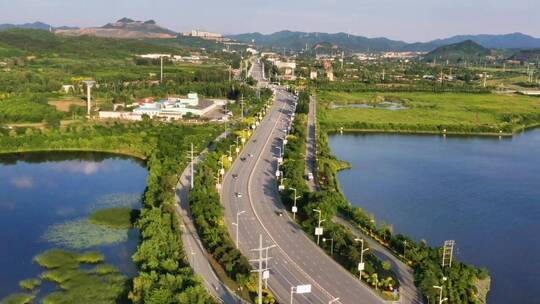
[423,40,491,62]
[0,29,179,58]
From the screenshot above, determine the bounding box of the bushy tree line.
[279,110,399,299]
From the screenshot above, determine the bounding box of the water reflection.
[0,151,147,299]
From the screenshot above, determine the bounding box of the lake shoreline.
[325,123,540,137]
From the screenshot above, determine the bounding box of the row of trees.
[279,93,399,298]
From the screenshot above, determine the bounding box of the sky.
[0,0,538,42]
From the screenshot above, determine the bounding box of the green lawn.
[317,91,540,134]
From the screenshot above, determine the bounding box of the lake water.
[0,152,148,299]
[329,129,540,304]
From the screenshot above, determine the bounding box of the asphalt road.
[220,72,385,303]
[175,133,245,304]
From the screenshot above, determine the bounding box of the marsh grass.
[18,278,41,291]
[0,293,35,304]
[32,249,127,304]
[88,207,139,229]
[318,91,540,134]
[42,218,128,249]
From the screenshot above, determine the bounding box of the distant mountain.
[423,40,491,62]
[227,31,419,52]
[0,22,79,31]
[229,31,540,52]
[430,33,540,50]
[55,18,176,39]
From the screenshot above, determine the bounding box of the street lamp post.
[433,277,448,304]
[229,145,235,161]
[289,187,300,219]
[232,211,246,248]
[328,298,340,304]
[313,209,325,245]
[323,237,334,256]
[354,238,370,279]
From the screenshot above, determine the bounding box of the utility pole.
[83,80,95,117]
[483,72,487,88]
[228,65,232,82]
[250,235,275,304]
[160,56,164,84]
[241,94,244,119]
[190,143,194,189]
[440,69,444,85]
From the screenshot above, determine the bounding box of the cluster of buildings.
[138,53,209,64]
[262,52,298,81]
[182,30,231,42]
[99,93,231,122]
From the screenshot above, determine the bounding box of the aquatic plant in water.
[42,218,128,249]
[89,207,139,229]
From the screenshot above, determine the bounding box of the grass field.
[317,91,540,134]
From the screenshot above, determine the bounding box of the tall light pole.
[229,144,235,161]
[433,277,448,304]
[232,210,246,247]
[83,80,95,117]
[323,237,334,256]
[290,284,311,304]
[354,238,369,279]
[290,187,300,219]
[329,298,340,304]
[313,209,325,245]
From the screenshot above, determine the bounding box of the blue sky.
[0,0,538,42]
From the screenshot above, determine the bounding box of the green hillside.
[423,40,491,62]
[0,29,178,58]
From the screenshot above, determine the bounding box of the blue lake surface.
[329,129,540,304]
[0,152,147,299]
